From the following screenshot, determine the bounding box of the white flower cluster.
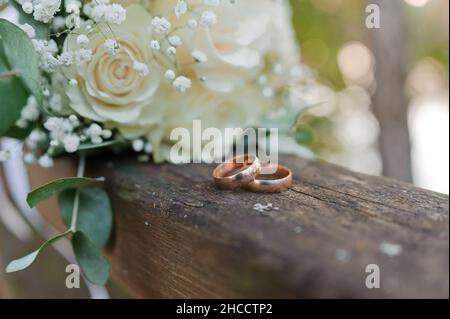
[90,2,126,25]
[4,0,315,166]
[32,39,59,72]
[16,96,40,128]
[19,0,62,23]
[20,115,115,167]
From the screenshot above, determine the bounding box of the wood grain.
[29,155,449,298]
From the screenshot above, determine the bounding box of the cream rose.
[150,0,278,93]
[147,82,272,162]
[62,4,163,134]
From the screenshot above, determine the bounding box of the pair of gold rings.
[213,154,292,193]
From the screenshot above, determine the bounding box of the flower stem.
[70,153,86,232]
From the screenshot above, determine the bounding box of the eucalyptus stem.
[70,153,86,232]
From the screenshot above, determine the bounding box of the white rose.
[62,4,163,134]
[147,82,272,162]
[150,0,278,93]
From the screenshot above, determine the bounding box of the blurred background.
[1,0,449,298]
[292,0,449,194]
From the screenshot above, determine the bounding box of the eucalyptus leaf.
[0,47,28,136]
[78,140,121,151]
[5,230,71,273]
[59,188,113,248]
[72,231,110,286]
[0,18,43,105]
[27,177,104,208]
[3,122,34,140]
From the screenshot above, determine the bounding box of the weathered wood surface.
[30,155,449,298]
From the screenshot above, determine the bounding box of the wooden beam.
[28,155,448,298]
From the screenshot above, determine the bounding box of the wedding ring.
[213,154,261,190]
[244,163,292,193]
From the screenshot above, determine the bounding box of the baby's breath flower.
[33,0,61,23]
[167,46,177,55]
[86,123,102,137]
[133,61,149,77]
[58,51,73,66]
[63,134,81,153]
[104,4,126,24]
[16,96,39,128]
[92,3,126,25]
[38,154,54,168]
[23,153,36,164]
[201,11,217,28]
[49,93,63,112]
[76,34,89,47]
[187,19,198,29]
[164,69,176,80]
[101,129,112,139]
[173,76,192,92]
[75,48,93,65]
[168,35,182,47]
[22,2,34,15]
[151,16,171,35]
[144,142,153,154]
[174,0,187,18]
[103,39,119,57]
[150,40,160,51]
[192,49,207,63]
[132,139,144,152]
[69,114,80,127]
[32,39,59,72]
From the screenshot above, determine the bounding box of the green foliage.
[7,173,112,286]
[0,18,42,138]
[78,140,122,151]
[26,177,104,208]
[0,48,29,136]
[6,230,71,273]
[295,127,314,145]
[59,188,113,249]
[72,232,110,286]
[0,19,43,105]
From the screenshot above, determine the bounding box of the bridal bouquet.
[0,0,313,285]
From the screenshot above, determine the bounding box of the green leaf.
[3,123,34,140]
[6,230,71,273]
[295,127,314,145]
[72,231,110,286]
[27,177,104,208]
[0,18,43,105]
[78,140,121,151]
[0,44,28,136]
[59,188,113,248]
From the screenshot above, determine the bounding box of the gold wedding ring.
[213,155,292,193]
[213,154,261,190]
[244,163,292,193]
